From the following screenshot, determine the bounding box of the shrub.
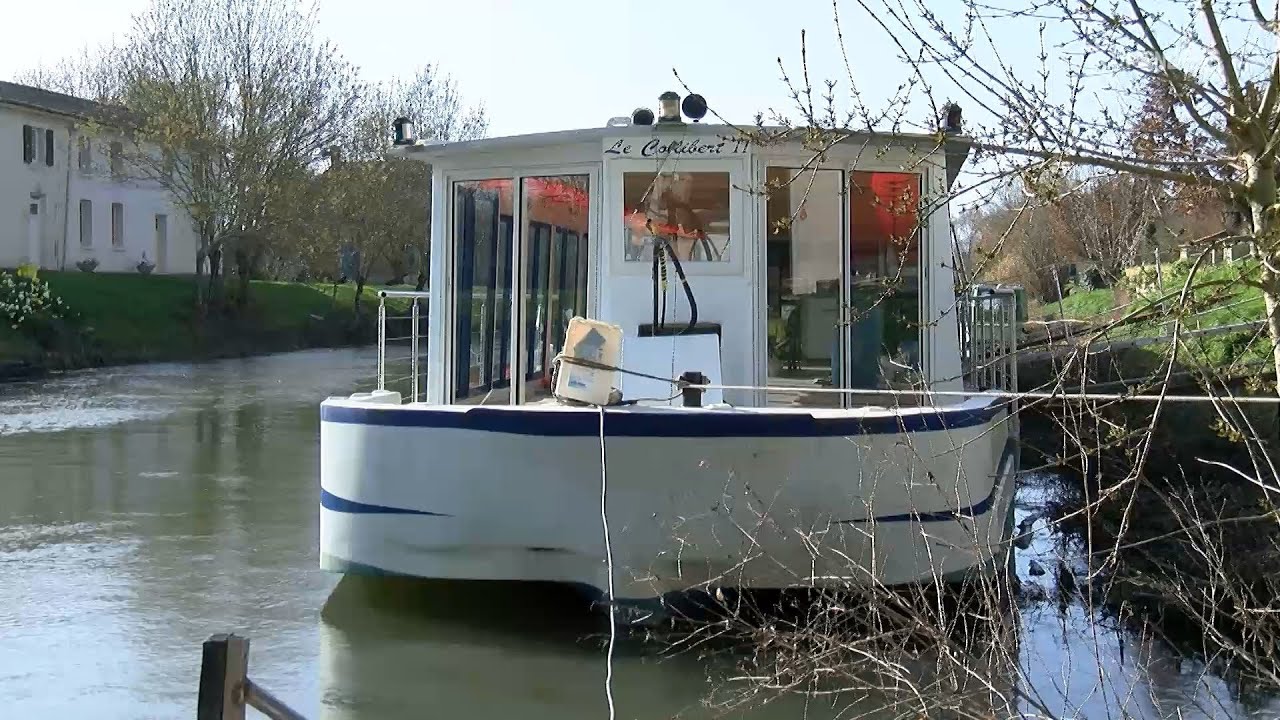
[0,270,66,331]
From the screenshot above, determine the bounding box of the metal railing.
[960,284,1019,394]
[376,289,431,403]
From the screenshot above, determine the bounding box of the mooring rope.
[556,355,1280,405]
[597,405,617,720]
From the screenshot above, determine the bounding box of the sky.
[0,0,1034,139]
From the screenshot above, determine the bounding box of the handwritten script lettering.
[604,136,750,158]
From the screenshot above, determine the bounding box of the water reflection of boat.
[316,576,1016,719]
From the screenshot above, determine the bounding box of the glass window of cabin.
[621,171,730,263]
[764,167,845,407]
[453,179,514,404]
[520,174,590,404]
[848,171,922,389]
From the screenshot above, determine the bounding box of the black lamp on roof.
[681,93,707,122]
[940,103,962,134]
[657,91,682,123]
[392,117,415,145]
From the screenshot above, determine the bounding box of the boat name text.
[604,137,749,158]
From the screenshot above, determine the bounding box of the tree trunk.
[1247,155,1280,395]
[234,246,252,311]
[1262,268,1280,397]
[208,246,223,309]
[194,232,212,318]
[353,275,366,319]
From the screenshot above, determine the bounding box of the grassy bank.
[0,270,412,378]
[1031,259,1271,372]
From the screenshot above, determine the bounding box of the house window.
[22,125,34,164]
[111,203,124,248]
[110,141,123,178]
[154,214,168,272]
[78,137,91,171]
[44,129,53,167]
[79,200,92,247]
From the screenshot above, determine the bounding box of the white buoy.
[554,317,622,406]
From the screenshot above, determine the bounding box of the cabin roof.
[396,123,972,188]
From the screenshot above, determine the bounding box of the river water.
[1,347,1278,719]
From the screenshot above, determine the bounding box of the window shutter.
[22,125,33,163]
[44,129,54,167]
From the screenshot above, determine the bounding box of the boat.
[319,92,1021,606]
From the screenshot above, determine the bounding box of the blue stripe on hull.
[837,437,1017,524]
[320,488,452,517]
[320,400,1005,438]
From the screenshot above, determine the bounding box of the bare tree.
[309,66,488,307]
[103,0,362,312]
[13,44,125,102]
[1056,174,1152,282]
[794,0,1277,386]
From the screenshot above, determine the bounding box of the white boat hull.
[319,397,1017,600]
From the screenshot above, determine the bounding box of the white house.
[0,80,197,274]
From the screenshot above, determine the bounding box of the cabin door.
[445,169,597,406]
[760,165,923,407]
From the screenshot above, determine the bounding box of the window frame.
[79,199,93,248]
[22,125,34,164]
[110,202,125,249]
[604,157,747,278]
[78,136,92,171]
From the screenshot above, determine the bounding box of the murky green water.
[1,348,1277,719]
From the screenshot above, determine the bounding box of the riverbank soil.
[0,271,410,380]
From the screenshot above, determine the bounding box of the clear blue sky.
[0,0,1037,139]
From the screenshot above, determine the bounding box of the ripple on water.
[0,406,175,436]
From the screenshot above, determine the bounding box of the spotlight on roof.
[631,107,655,126]
[392,117,415,145]
[940,103,962,134]
[681,93,707,122]
[657,91,681,123]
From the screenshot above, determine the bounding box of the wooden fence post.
[197,633,249,720]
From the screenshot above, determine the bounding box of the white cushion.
[619,334,724,406]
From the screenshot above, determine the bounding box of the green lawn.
[3,271,415,369]
[1034,259,1271,371]
[1040,288,1117,322]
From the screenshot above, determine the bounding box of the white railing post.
[410,298,420,403]
[376,289,433,402]
[377,295,386,392]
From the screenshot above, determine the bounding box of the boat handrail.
[959,285,1019,396]
[376,289,433,298]
[376,291,429,403]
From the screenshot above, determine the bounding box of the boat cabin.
[394,97,975,409]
